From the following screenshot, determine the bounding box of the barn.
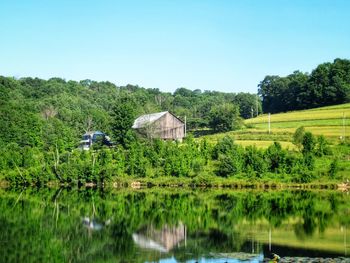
[132,111,185,141]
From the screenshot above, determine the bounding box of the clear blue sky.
[1,0,349,93]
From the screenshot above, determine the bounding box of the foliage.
[111,97,137,147]
[212,136,237,160]
[1,128,344,185]
[293,126,305,150]
[315,135,332,157]
[0,72,348,185]
[302,132,316,155]
[232,92,261,118]
[243,146,267,177]
[258,59,350,113]
[328,159,339,179]
[0,76,259,152]
[208,103,241,132]
[265,142,287,173]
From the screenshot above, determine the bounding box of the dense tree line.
[258,58,350,113]
[0,75,260,184]
[0,76,258,152]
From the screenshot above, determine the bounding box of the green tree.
[265,142,286,173]
[111,98,137,147]
[209,103,241,132]
[293,126,305,151]
[233,93,261,119]
[258,59,350,114]
[302,132,316,155]
[328,159,339,179]
[217,155,237,177]
[315,135,331,157]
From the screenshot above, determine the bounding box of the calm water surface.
[0,188,349,262]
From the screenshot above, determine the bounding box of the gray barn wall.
[142,112,184,140]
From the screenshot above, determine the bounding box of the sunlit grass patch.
[253,119,346,129]
[245,103,350,124]
[199,131,293,145]
[235,140,296,149]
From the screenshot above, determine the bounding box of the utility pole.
[256,94,259,117]
[343,112,346,142]
[184,115,187,137]
[268,113,271,134]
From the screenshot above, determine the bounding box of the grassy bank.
[1,174,346,190]
[200,103,350,147]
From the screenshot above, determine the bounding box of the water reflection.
[0,188,349,262]
[82,217,111,231]
[133,223,186,253]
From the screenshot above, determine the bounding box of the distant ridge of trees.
[0,57,349,151]
[258,58,350,113]
[0,76,259,150]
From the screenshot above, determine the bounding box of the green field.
[201,103,350,148]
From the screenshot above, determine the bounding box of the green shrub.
[212,136,237,159]
[328,159,339,179]
[244,146,267,175]
[293,126,305,150]
[216,154,240,177]
[302,132,316,155]
[265,142,286,173]
[315,135,332,157]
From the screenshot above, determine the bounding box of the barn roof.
[132,111,168,129]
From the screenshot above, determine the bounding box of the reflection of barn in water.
[132,223,187,252]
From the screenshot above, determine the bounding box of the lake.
[0,188,349,262]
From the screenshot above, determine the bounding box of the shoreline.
[1,177,349,191]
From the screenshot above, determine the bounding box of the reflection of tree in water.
[291,191,341,240]
[189,229,248,253]
[294,220,315,241]
[0,188,349,262]
[106,221,136,259]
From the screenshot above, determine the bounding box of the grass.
[235,140,296,149]
[245,103,350,124]
[199,103,350,147]
[253,119,347,129]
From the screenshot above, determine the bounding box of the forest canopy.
[258,58,350,113]
[0,76,260,150]
[1,58,349,151]
[1,58,349,152]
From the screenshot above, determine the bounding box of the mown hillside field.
[200,103,350,180]
[202,103,350,148]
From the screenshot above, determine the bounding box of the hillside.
[0,76,258,150]
[1,76,349,186]
[201,103,350,148]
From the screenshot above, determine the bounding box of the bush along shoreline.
[1,132,349,188]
